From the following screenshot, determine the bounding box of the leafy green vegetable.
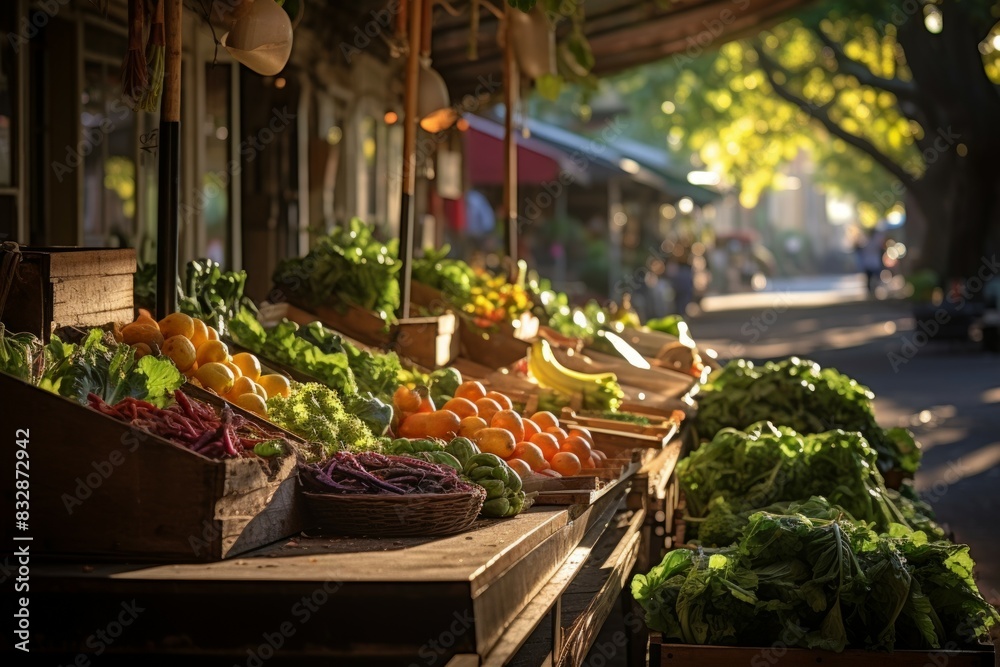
[273,217,400,322]
[178,258,257,335]
[35,329,182,408]
[342,392,393,437]
[412,245,479,301]
[645,314,685,337]
[695,358,921,473]
[633,512,998,651]
[0,325,44,383]
[678,422,941,541]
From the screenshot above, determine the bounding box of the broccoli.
[697,497,745,547]
[339,414,379,452]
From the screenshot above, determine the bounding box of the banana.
[528,340,625,411]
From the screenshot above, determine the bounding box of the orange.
[122,323,164,348]
[590,453,603,469]
[485,391,513,410]
[568,427,595,447]
[530,411,560,431]
[560,435,593,462]
[491,409,525,442]
[474,397,503,424]
[258,374,291,399]
[250,380,268,400]
[398,410,461,440]
[454,381,487,402]
[529,432,560,461]
[234,392,268,417]
[196,339,229,366]
[394,385,422,413]
[506,458,533,480]
[473,428,516,459]
[190,319,210,349]
[442,397,479,420]
[231,352,261,382]
[207,326,220,341]
[158,313,195,340]
[133,342,152,359]
[512,442,548,471]
[522,418,541,440]
[133,312,159,329]
[195,362,236,396]
[550,452,582,477]
[545,426,569,443]
[161,335,197,371]
[458,416,488,439]
[582,454,596,470]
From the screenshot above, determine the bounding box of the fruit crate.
[648,634,996,666]
[459,312,539,369]
[0,246,136,341]
[1,372,302,561]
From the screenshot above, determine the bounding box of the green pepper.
[479,479,507,500]
[482,497,511,518]
[253,440,285,457]
[490,465,511,487]
[504,466,523,493]
[446,437,480,467]
[469,466,496,481]
[416,451,463,472]
[504,492,524,517]
[464,452,505,474]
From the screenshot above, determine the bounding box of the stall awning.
[463,114,572,186]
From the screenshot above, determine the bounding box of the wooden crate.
[648,634,996,666]
[285,300,459,369]
[459,312,538,369]
[0,247,136,340]
[2,372,301,561]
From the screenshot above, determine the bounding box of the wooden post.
[156,0,182,318]
[502,3,519,279]
[397,0,423,321]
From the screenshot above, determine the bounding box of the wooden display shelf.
[2,372,301,562]
[648,635,996,666]
[0,246,136,340]
[28,485,630,665]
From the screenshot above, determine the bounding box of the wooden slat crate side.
[51,274,134,311]
[38,247,137,278]
[2,373,298,561]
[649,637,996,667]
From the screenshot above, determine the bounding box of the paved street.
[689,293,1000,604]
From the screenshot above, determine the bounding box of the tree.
[600,0,1000,280]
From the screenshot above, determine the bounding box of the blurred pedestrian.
[858,231,885,295]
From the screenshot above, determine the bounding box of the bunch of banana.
[527,339,624,412]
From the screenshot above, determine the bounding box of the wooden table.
[28,474,647,665]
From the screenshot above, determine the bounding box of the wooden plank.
[556,510,645,667]
[481,484,629,666]
[38,247,137,278]
[649,639,995,667]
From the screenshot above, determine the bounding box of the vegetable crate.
[284,300,459,369]
[0,247,136,341]
[2,372,302,561]
[459,312,539,369]
[648,634,996,666]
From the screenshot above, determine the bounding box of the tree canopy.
[538,0,1000,277]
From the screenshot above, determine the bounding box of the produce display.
[695,357,921,473]
[273,217,401,321]
[229,309,401,399]
[177,258,257,335]
[89,390,289,460]
[299,451,482,496]
[632,507,999,651]
[120,309,288,418]
[678,422,941,546]
[526,339,624,412]
[391,379,607,479]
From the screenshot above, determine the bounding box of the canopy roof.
[430,0,814,94]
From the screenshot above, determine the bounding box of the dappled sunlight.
[915,442,1000,493]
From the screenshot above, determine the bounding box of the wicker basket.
[302,489,486,537]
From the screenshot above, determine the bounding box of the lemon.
[207,326,220,341]
[234,392,268,417]
[122,322,164,348]
[190,319,209,349]
[224,360,243,381]
[196,339,229,366]
[225,376,257,401]
[161,335,197,371]
[231,352,261,382]
[195,362,235,396]
[159,313,195,340]
[250,380,268,400]
[258,374,291,399]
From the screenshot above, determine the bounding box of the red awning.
[463,115,564,186]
